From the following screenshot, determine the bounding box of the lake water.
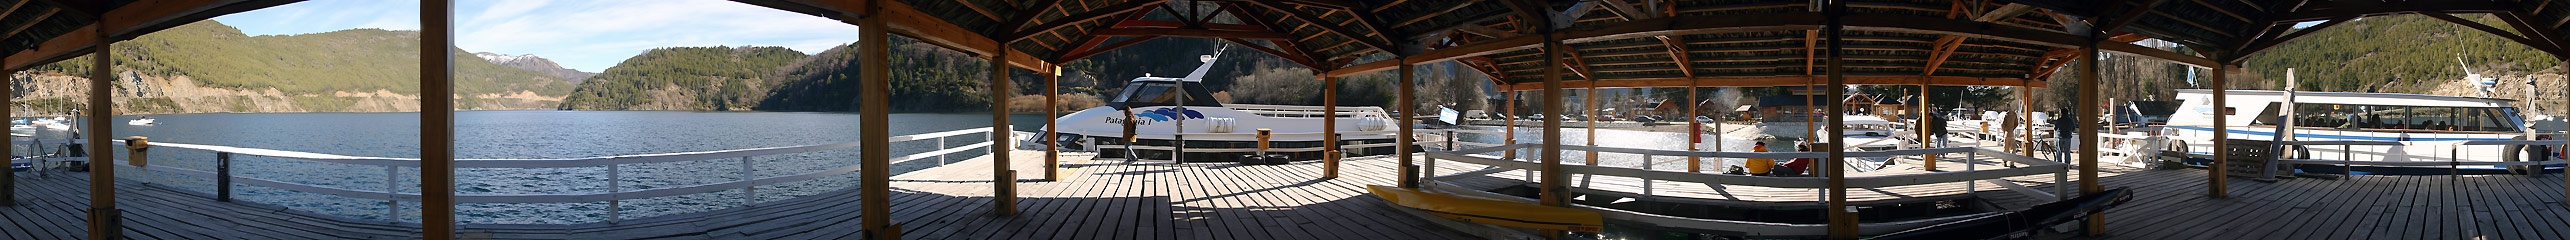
[15,111,1767,224]
[16,111,1049,224]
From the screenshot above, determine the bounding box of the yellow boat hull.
[1366,185,1603,232]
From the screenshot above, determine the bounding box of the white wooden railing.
[1417,143,2070,236]
[82,128,1006,223]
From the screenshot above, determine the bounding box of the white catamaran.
[1032,51,1399,162]
[2161,89,2545,169]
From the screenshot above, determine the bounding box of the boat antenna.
[1180,45,1227,81]
[2461,55,2497,98]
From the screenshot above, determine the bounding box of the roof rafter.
[1246,1,1397,58]
[1005,0,1167,43]
[2421,11,2566,55]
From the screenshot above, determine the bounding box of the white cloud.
[455,0,861,71]
[214,0,861,72]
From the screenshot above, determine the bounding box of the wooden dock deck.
[6,150,2566,239]
[1,150,1474,239]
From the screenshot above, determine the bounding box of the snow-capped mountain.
[476,52,596,83]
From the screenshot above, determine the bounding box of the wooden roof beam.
[1657,35,1693,78]
[1561,44,1594,80]
[1053,36,1160,63]
[1598,0,1651,20]
[731,0,1044,70]
[1923,35,1967,76]
[1394,2,1475,26]
[1224,38,1324,69]
[1804,29,1817,75]
[995,0,1069,34]
[952,0,1003,21]
[1088,28,1294,40]
[1006,0,1167,43]
[0,0,31,23]
[0,8,60,41]
[2497,11,2570,57]
[1325,12,2217,77]
[1499,75,2046,88]
[2421,12,2567,55]
[2265,0,2514,23]
[1247,1,1396,55]
[2093,0,2168,34]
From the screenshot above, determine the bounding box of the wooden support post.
[858,2,899,239]
[1586,86,1599,165]
[1687,84,1701,172]
[1398,60,1418,188]
[85,20,120,240]
[989,49,1017,216]
[2078,31,2106,236]
[1505,89,1518,159]
[2211,60,2230,198]
[1823,3,1856,238]
[1919,83,1936,171]
[421,1,458,238]
[1323,74,1340,179]
[1045,64,1060,181]
[1,67,12,207]
[1540,32,1568,208]
[2021,85,2034,157]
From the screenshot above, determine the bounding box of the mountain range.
[477,52,596,84]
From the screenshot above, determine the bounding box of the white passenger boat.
[2161,89,2554,171]
[1033,52,1399,162]
[128,116,155,126]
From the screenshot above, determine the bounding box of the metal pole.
[990,48,1017,216]
[1398,60,1418,188]
[608,164,620,222]
[217,152,231,202]
[420,1,459,238]
[85,16,122,240]
[856,2,900,238]
[742,156,755,205]
[387,166,400,221]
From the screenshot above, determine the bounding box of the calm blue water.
[16,111,1048,224]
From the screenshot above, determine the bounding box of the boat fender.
[1206,118,1237,133]
[2502,135,2533,174]
[1357,117,1388,131]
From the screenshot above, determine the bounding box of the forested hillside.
[557,46,806,110]
[2238,14,2559,93]
[15,20,577,113]
[562,35,1480,113]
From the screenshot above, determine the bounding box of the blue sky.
[212,0,862,72]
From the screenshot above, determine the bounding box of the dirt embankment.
[10,71,564,114]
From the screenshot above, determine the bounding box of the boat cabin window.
[2257,103,2522,132]
[1110,81,1221,109]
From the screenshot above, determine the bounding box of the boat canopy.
[1109,79,1221,109]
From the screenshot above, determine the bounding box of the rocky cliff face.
[10,70,563,114]
[2425,67,2570,117]
[478,52,596,84]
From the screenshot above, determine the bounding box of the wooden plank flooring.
[7,149,2567,239]
[0,151,1476,239]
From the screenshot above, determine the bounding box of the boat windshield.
[2264,102,2523,132]
[1110,81,1221,109]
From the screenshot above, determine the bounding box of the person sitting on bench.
[1778,144,1817,177]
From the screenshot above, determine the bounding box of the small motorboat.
[128,116,155,126]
